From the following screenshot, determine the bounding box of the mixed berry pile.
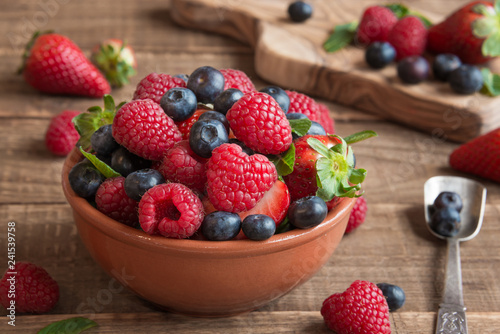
[67,66,375,241]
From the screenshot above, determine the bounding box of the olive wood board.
[169,0,500,142]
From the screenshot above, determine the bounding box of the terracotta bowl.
[61,148,355,317]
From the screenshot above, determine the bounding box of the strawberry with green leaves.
[91,39,137,88]
[427,0,500,64]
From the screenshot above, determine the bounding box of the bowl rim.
[62,148,355,257]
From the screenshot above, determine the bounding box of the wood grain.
[170,0,500,142]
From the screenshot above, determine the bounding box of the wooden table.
[1,1,499,333]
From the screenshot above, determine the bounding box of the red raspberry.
[132,73,186,104]
[45,110,81,156]
[356,6,398,45]
[227,91,292,155]
[388,16,427,60]
[345,196,367,233]
[220,68,256,93]
[138,183,204,238]
[0,262,59,314]
[112,99,182,161]
[175,108,207,140]
[95,176,139,226]
[317,103,335,134]
[321,280,391,334]
[286,90,321,122]
[159,140,208,192]
[206,143,277,213]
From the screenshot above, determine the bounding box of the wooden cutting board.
[170,0,500,142]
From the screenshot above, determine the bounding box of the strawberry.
[356,6,398,45]
[449,128,500,183]
[388,16,427,60]
[91,39,137,88]
[45,110,81,156]
[19,32,111,97]
[427,0,500,64]
[175,107,208,140]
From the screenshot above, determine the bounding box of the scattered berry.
[288,1,313,23]
[448,64,483,94]
[321,280,391,334]
[138,183,204,238]
[213,88,244,115]
[434,191,463,212]
[187,66,225,103]
[91,38,137,88]
[111,146,151,177]
[288,196,328,229]
[124,169,165,201]
[68,160,105,199]
[133,73,186,104]
[112,99,182,161]
[388,16,427,60]
[45,110,81,156]
[91,124,119,156]
[430,207,461,237]
[376,283,406,312]
[96,176,139,226]
[220,68,256,94]
[241,214,276,240]
[189,119,229,158]
[260,86,290,112]
[432,54,462,82]
[356,6,398,45]
[345,196,367,233]
[365,41,396,69]
[0,262,59,314]
[201,211,242,241]
[159,87,197,122]
[397,56,429,84]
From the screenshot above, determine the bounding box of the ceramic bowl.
[61,148,355,317]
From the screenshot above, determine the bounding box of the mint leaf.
[38,317,97,334]
[288,118,312,137]
[482,32,500,57]
[348,167,366,184]
[480,68,500,96]
[79,147,121,178]
[323,21,358,53]
[269,144,295,176]
[344,130,378,144]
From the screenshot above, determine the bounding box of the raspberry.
[220,68,256,93]
[159,140,208,192]
[345,196,367,233]
[138,183,204,238]
[0,262,59,314]
[132,73,186,104]
[317,103,335,134]
[45,110,81,156]
[95,176,139,226]
[356,6,398,45]
[388,16,428,60]
[175,108,207,140]
[321,280,391,334]
[206,143,277,213]
[286,90,321,122]
[227,91,292,155]
[112,99,182,161]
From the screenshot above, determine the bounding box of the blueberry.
[229,138,254,155]
[241,214,276,241]
[376,283,406,312]
[173,73,189,83]
[288,196,328,229]
[198,110,230,133]
[448,64,483,94]
[259,86,290,112]
[201,211,242,241]
[68,160,105,199]
[213,88,244,115]
[434,191,463,212]
[429,207,461,237]
[189,119,229,158]
[187,66,225,104]
[365,42,396,69]
[124,169,165,201]
[288,1,313,23]
[432,54,462,81]
[90,124,119,156]
[286,113,307,120]
[111,146,151,177]
[397,56,429,84]
[159,87,197,122]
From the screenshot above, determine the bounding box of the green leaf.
[104,94,115,111]
[385,4,432,28]
[269,144,296,177]
[346,146,355,167]
[323,21,358,53]
[344,130,378,145]
[482,32,500,57]
[306,138,336,160]
[348,168,366,184]
[288,118,312,137]
[275,216,292,234]
[38,317,97,334]
[480,68,500,96]
[79,147,121,178]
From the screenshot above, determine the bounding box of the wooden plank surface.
[1,0,500,333]
[170,0,500,142]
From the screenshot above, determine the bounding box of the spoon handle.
[435,239,468,334]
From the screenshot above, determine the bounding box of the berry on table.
[365,42,396,69]
[45,110,81,156]
[187,66,225,104]
[111,146,151,177]
[448,64,484,94]
[201,211,242,241]
[0,262,59,314]
[345,196,367,233]
[68,160,105,199]
[91,124,119,156]
[124,169,165,201]
[429,207,461,237]
[91,38,137,88]
[96,176,139,226]
[260,86,290,112]
[397,56,429,84]
[376,283,406,312]
[133,73,186,104]
[241,214,276,240]
[189,119,229,158]
[432,54,462,82]
[288,1,313,23]
[159,87,198,122]
[213,88,244,115]
[356,6,398,45]
[388,15,427,60]
[434,191,463,212]
[288,196,328,229]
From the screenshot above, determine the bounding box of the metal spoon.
[424,176,487,334]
